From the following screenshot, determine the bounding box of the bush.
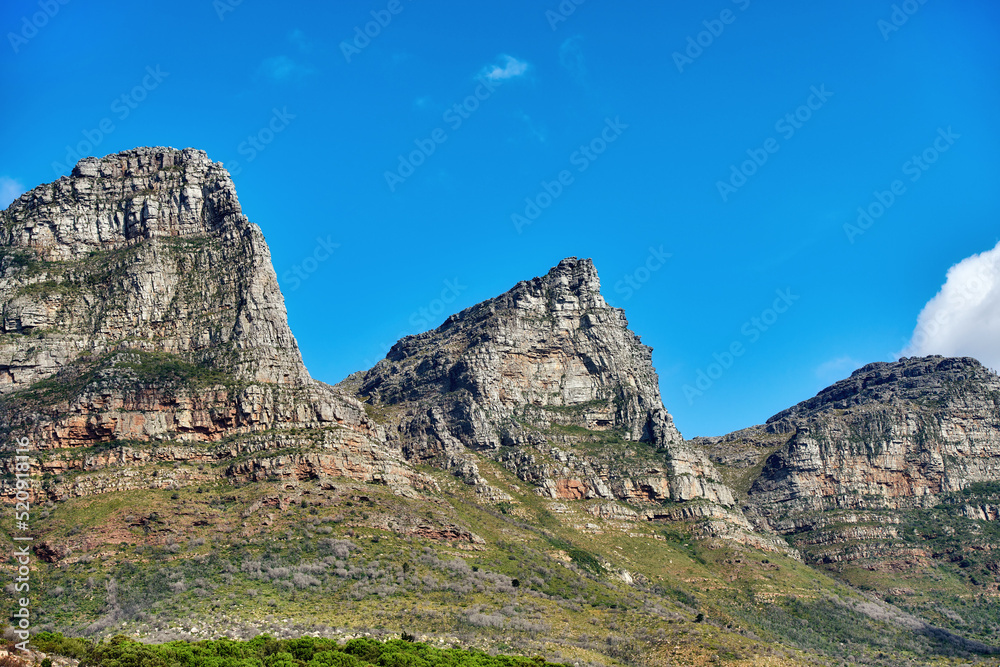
[30,632,91,660]
[69,633,571,667]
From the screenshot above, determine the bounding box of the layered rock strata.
[0,147,421,495]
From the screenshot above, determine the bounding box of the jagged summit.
[0,146,307,388]
[4,147,243,259]
[350,257,741,511]
[768,355,997,423]
[384,257,605,365]
[0,146,407,493]
[360,255,676,445]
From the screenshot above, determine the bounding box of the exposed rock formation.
[0,147,419,495]
[0,147,306,388]
[707,356,1000,568]
[347,258,736,509]
[747,356,1000,522]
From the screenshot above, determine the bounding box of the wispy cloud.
[901,240,1000,371]
[559,36,587,84]
[0,176,25,209]
[258,55,312,82]
[815,355,863,384]
[479,54,530,83]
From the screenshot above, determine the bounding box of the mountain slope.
[702,356,1000,646]
[3,147,1000,665]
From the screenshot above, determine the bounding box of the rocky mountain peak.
[345,257,744,512]
[4,147,243,261]
[0,146,312,392]
[742,354,1000,529]
[504,256,604,308]
[768,355,998,423]
[361,256,673,441]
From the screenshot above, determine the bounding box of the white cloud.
[479,54,529,83]
[815,355,863,384]
[258,55,312,82]
[0,176,25,209]
[901,240,1000,371]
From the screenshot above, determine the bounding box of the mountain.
[340,257,747,513]
[701,355,1000,645]
[3,147,1000,666]
[0,147,423,497]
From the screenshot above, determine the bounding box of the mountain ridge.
[3,147,1000,665]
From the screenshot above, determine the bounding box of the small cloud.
[479,54,530,83]
[0,177,25,209]
[559,36,587,84]
[815,355,863,384]
[258,55,312,82]
[288,29,311,53]
[901,240,1000,371]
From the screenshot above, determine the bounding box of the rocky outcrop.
[357,258,680,447]
[720,356,1000,566]
[349,257,734,508]
[747,356,1000,520]
[0,147,307,387]
[0,147,405,497]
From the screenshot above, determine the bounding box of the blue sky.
[2,0,998,437]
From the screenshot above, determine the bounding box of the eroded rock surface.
[748,356,1000,520]
[0,147,421,496]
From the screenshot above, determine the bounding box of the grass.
[11,466,998,666]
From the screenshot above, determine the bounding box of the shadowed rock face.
[351,258,736,508]
[746,356,1000,524]
[360,258,679,448]
[0,148,424,497]
[0,146,307,389]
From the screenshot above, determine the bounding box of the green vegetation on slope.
[33,633,570,667]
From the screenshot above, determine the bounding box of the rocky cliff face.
[0,147,305,388]
[0,147,423,496]
[747,356,1000,523]
[703,356,1000,573]
[346,258,736,510]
